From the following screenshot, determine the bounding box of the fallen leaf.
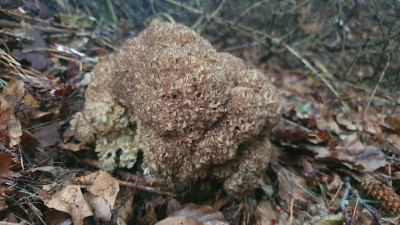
[0,152,20,180]
[308,131,331,144]
[20,131,41,156]
[276,167,307,204]
[156,216,203,225]
[167,199,182,216]
[169,203,226,223]
[57,142,82,152]
[32,123,60,148]
[327,174,342,191]
[42,185,93,225]
[255,201,277,225]
[13,22,49,70]
[353,211,375,225]
[387,134,400,150]
[0,96,22,147]
[316,116,341,134]
[77,170,119,208]
[304,145,331,158]
[355,146,387,172]
[116,195,134,223]
[43,209,72,225]
[336,113,357,131]
[335,133,365,163]
[84,192,112,221]
[0,152,12,175]
[1,79,25,109]
[0,152,21,185]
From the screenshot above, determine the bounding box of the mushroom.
[70,22,281,195]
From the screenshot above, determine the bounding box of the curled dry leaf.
[41,171,119,224]
[76,170,119,207]
[76,170,119,221]
[42,185,93,225]
[1,79,37,116]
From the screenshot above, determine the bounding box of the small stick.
[363,55,390,119]
[118,180,175,197]
[337,176,383,225]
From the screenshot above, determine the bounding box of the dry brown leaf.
[32,123,60,148]
[276,168,307,203]
[77,170,119,208]
[84,192,112,221]
[159,202,228,225]
[327,174,342,191]
[169,203,227,223]
[0,96,22,147]
[0,153,12,175]
[156,216,203,225]
[1,79,25,109]
[43,209,72,225]
[0,152,20,181]
[336,113,358,131]
[334,133,386,171]
[13,22,49,70]
[255,201,276,225]
[42,185,93,225]
[57,142,82,152]
[308,131,331,144]
[116,195,134,223]
[355,146,387,172]
[387,134,400,151]
[305,145,331,159]
[316,116,341,134]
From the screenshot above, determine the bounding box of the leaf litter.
[0,1,399,225]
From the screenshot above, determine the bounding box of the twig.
[0,30,34,41]
[289,198,295,225]
[328,181,343,206]
[234,0,270,23]
[337,176,351,221]
[118,180,175,197]
[0,8,78,29]
[193,0,226,33]
[363,54,391,119]
[337,176,383,225]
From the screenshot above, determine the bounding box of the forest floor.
[0,1,399,225]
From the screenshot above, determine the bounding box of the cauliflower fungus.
[71,22,281,195]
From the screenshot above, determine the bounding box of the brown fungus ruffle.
[71,22,281,195]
